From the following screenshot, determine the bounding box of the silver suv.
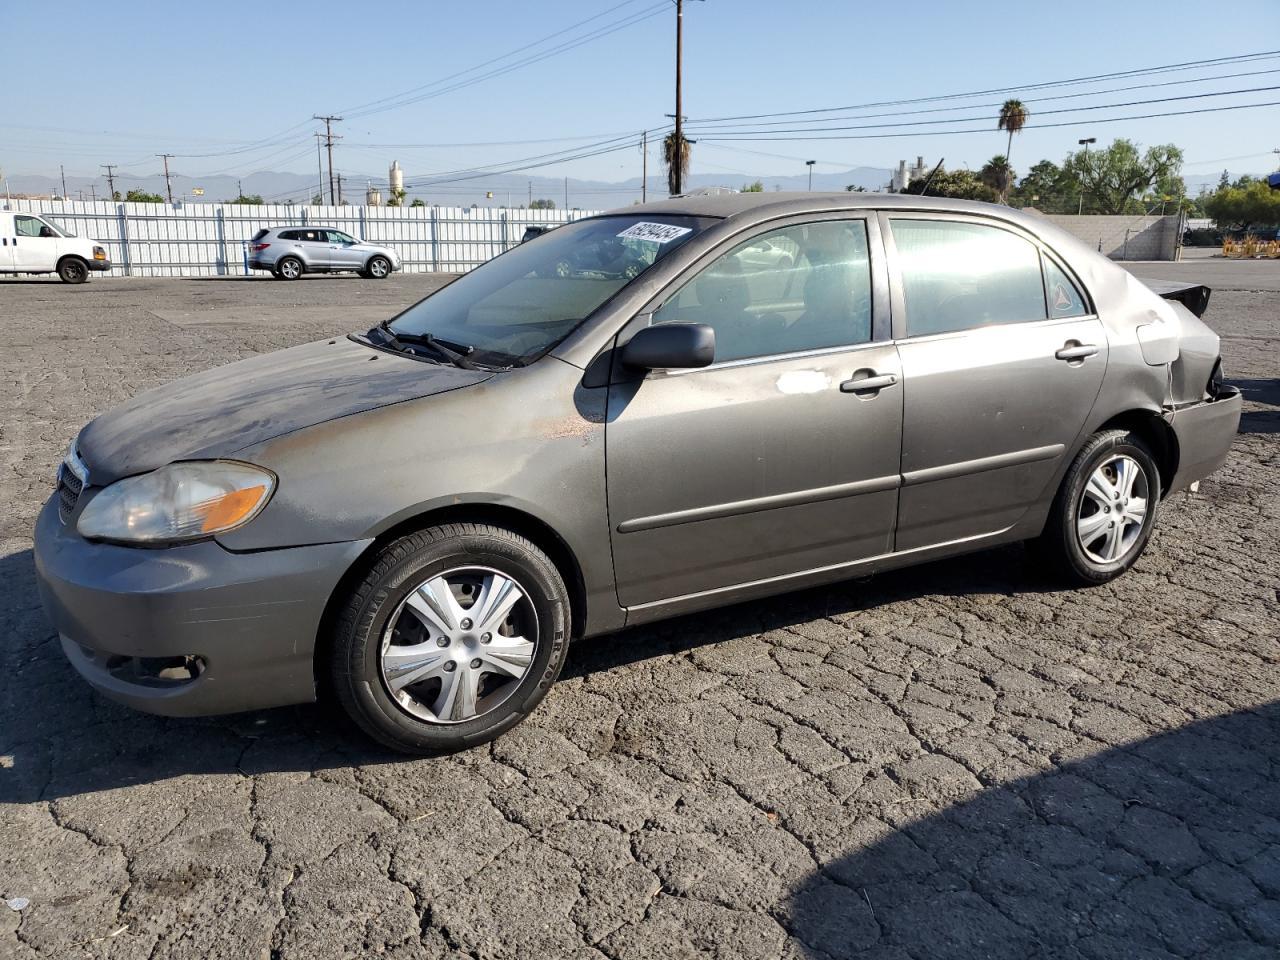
[248,227,401,280]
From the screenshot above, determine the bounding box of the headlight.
[92,245,107,260]
[77,461,275,544]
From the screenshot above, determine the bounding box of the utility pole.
[806,160,816,191]
[337,172,344,205]
[315,134,325,205]
[158,154,175,204]
[527,180,532,207]
[564,176,568,210]
[673,0,684,196]
[642,130,648,203]
[89,185,96,201]
[1077,138,1095,215]
[60,164,68,200]
[313,115,343,205]
[101,164,117,200]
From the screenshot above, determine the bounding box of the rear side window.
[277,230,297,240]
[891,219,1047,336]
[1043,256,1089,317]
[251,229,269,242]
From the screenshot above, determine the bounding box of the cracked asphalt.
[1,258,1277,960]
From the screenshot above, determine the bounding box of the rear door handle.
[1055,342,1098,362]
[840,371,898,395]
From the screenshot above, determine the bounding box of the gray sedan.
[34,193,1241,753]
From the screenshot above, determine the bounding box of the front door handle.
[1055,341,1098,362]
[840,370,898,395]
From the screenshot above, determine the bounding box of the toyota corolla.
[34,194,1241,753]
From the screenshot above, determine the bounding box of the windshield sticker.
[616,222,693,244]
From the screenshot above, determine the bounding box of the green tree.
[904,167,999,203]
[663,131,691,195]
[845,184,868,192]
[529,198,556,210]
[1059,139,1184,215]
[1008,159,1082,212]
[979,156,1014,201]
[387,188,408,207]
[1204,177,1280,232]
[231,194,263,205]
[124,189,164,203]
[410,198,426,208]
[311,193,323,206]
[740,180,764,192]
[998,99,1029,163]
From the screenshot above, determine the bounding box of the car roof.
[608,190,1032,223]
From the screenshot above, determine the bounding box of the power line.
[686,84,1280,137]
[686,49,1280,125]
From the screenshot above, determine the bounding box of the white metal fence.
[3,199,601,277]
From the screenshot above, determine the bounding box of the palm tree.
[979,155,1014,202]
[998,99,1029,163]
[663,132,691,196]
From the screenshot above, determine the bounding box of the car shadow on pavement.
[778,701,1280,960]
[1235,378,1279,434]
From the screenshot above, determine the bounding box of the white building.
[891,156,929,192]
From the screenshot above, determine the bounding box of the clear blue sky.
[4,0,1278,190]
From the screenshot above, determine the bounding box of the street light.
[1077,138,1096,214]
[806,160,816,191]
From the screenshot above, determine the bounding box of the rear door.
[12,214,60,272]
[293,228,329,269]
[883,213,1107,550]
[606,215,903,609]
[0,214,13,271]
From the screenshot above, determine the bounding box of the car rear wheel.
[57,257,88,284]
[366,255,391,279]
[277,256,303,281]
[1032,429,1160,585]
[331,523,571,753]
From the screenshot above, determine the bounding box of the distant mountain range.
[3,165,895,209]
[2,166,1248,209]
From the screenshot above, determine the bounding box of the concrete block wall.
[1033,213,1181,261]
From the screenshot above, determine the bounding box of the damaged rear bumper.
[1166,385,1242,496]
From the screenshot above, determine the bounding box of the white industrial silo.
[366,182,383,206]
[389,160,404,197]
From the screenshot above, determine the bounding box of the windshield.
[42,217,75,237]
[385,214,712,365]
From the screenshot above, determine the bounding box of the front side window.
[652,219,872,363]
[326,230,356,245]
[891,219,1047,337]
[14,216,52,238]
[387,215,711,366]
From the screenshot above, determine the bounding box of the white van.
[0,211,110,283]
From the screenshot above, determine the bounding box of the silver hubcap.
[371,259,388,277]
[379,566,537,725]
[281,260,300,278]
[1077,454,1149,564]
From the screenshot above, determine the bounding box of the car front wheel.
[57,257,89,284]
[1033,428,1160,585]
[331,523,571,753]
[366,255,391,279]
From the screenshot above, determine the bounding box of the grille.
[57,465,83,523]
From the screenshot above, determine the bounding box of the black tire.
[57,257,88,284]
[277,256,303,281]
[366,255,391,280]
[331,523,571,754]
[1032,429,1160,585]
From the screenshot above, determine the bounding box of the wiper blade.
[375,321,479,370]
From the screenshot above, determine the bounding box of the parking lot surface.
[1,265,1277,960]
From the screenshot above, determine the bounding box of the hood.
[77,337,491,485]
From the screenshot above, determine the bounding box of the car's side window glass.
[652,219,872,363]
[1043,255,1089,318]
[298,229,322,243]
[891,219,1048,337]
[14,216,45,238]
[327,230,355,244]
[278,230,297,240]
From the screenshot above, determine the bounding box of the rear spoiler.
[1138,278,1211,318]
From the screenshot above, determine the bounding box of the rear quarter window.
[251,229,269,242]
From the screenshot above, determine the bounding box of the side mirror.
[621,322,715,371]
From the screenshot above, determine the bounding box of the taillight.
[251,242,270,252]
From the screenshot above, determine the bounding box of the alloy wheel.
[370,257,390,278]
[379,566,538,724]
[1076,454,1149,564]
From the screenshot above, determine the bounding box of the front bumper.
[1167,386,1243,495]
[87,257,112,272]
[33,496,371,717]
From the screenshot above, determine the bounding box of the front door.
[606,216,903,609]
[325,230,364,270]
[12,215,60,273]
[884,214,1108,550]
